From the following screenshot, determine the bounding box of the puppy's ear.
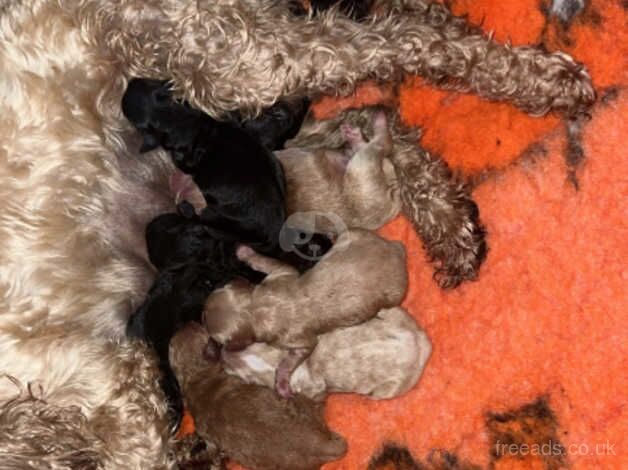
[139,131,160,153]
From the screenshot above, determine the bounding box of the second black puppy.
[128,206,266,425]
[122,78,286,253]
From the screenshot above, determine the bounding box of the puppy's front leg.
[275,347,312,399]
[340,111,395,203]
[236,246,299,278]
[170,170,206,213]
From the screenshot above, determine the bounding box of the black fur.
[128,208,266,425]
[129,205,333,426]
[122,78,287,252]
[229,97,311,151]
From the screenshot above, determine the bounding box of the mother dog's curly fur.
[0,0,593,467]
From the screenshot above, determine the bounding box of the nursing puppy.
[222,307,432,401]
[204,228,408,397]
[277,110,400,232]
[128,209,266,423]
[169,322,347,470]
[131,205,332,424]
[122,78,287,253]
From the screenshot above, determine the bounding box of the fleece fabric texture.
[187,1,627,468]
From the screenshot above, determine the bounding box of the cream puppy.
[221,307,432,401]
[277,110,400,233]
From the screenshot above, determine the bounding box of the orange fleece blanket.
[185,1,627,468]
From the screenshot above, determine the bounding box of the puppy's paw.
[373,110,387,131]
[236,245,256,260]
[341,123,366,151]
[237,247,295,276]
[170,169,206,212]
[275,368,294,399]
[372,110,393,155]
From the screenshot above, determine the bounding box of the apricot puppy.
[169,323,347,470]
[204,228,408,397]
[277,110,400,232]
[222,307,432,401]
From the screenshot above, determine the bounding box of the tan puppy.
[277,110,400,232]
[169,323,347,470]
[204,228,408,397]
[222,307,432,401]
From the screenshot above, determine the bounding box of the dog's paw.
[432,233,487,289]
[430,199,487,289]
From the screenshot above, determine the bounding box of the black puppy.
[232,97,311,151]
[128,206,267,425]
[122,79,287,253]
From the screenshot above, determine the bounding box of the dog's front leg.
[70,0,593,119]
[392,137,487,289]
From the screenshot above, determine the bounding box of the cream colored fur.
[222,307,432,401]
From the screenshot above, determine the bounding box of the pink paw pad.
[236,245,255,260]
[169,171,193,204]
[341,123,365,148]
[373,111,387,131]
[275,368,294,399]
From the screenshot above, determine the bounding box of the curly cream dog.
[0,0,594,466]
